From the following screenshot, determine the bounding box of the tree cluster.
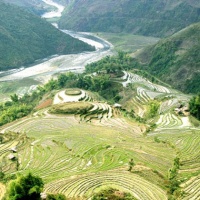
[189,94,200,120]
[5,173,43,200]
[168,157,182,200]
[3,173,66,200]
[0,89,45,126]
[92,188,135,200]
[85,52,140,74]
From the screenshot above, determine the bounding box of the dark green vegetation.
[4,173,66,200]
[0,2,94,71]
[189,94,200,120]
[0,89,44,126]
[46,194,66,200]
[85,52,140,73]
[5,173,43,200]
[92,188,135,200]
[59,0,200,37]
[135,22,200,94]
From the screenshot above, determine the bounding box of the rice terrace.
[0,60,199,199]
[0,0,200,199]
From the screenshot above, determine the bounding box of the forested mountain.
[2,0,47,14]
[135,22,200,93]
[0,2,94,71]
[58,0,200,37]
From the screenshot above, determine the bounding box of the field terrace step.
[181,175,200,200]
[44,171,168,200]
[53,90,86,104]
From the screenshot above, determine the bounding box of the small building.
[113,103,122,108]
[10,146,17,153]
[8,154,16,160]
[40,193,47,199]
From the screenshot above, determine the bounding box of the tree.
[10,94,19,103]
[92,188,135,200]
[46,194,66,200]
[0,171,5,180]
[128,158,135,172]
[5,173,44,200]
[58,74,68,88]
[0,135,3,143]
[189,94,200,120]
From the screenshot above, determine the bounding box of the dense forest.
[58,0,200,37]
[0,2,94,71]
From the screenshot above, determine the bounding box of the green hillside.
[2,0,48,15]
[0,2,94,71]
[135,22,200,94]
[59,0,200,37]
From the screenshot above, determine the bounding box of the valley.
[0,0,200,200]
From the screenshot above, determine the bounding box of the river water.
[41,0,65,18]
[0,0,113,100]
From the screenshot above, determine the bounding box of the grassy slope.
[135,22,200,94]
[59,0,200,37]
[0,2,94,71]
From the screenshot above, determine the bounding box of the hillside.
[58,0,200,37]
[135,22,200,94]
[0,2,94,71]
[0,59,199,199]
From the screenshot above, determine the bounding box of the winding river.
[0,0,113,99]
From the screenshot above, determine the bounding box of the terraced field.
[155,114,191,130]
[0,72,199,199]
[53,89,87,104]
[181,175,200,200]
[45,171,168,199]
[0,183,6,200]
[153,130,200,174]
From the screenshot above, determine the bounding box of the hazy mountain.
[0,2,94,71]
[136,22,200,93]
[58,0,200,37]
